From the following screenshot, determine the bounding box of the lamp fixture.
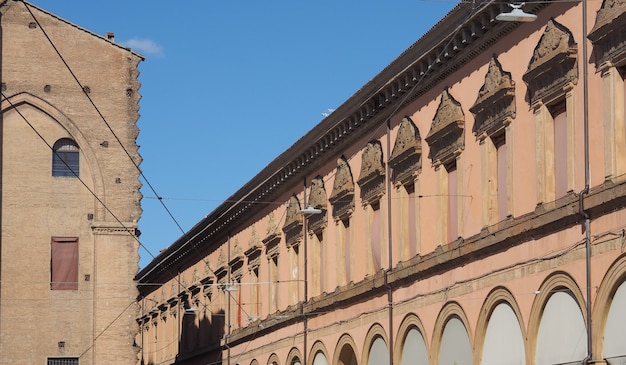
[496,3,537,22]
[224,285,238,292]
[300,205,322,216]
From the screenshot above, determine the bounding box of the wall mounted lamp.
[300,205,322,216]
[496,3,537,22]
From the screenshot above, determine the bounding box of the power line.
[21,0,185,235]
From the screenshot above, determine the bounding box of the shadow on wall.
[174,307,226,365]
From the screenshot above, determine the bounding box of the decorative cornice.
[589,0,626,68]
[523,19,578,106]
[263,232,281,259]
[425,89,465,167]
[357,140,386,206]
[91,221,138,236]
[390,116,422,187]
[200,277,214,301]
[307,176,328,234]
[245,226,262,269]
[229,256,244,278]
[329,156,355,221]
[214,266,227,281]
[470,56,515,139]
[245,245,262,271]
[282,195,303,249]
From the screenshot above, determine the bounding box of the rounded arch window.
[52,138,79,177]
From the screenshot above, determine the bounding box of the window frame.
[52,138,80,177]
[50,237,79,291]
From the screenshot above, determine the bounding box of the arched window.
[52,138,79,177]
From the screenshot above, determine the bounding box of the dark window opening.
[52,138,79,177]
[48,357,79,365]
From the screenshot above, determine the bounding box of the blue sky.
[29,0,458,268]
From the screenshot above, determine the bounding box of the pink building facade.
[136,0,626,364]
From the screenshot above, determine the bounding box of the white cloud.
[122,38,164,57]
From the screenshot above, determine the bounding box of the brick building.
[0,1,143,364]
[136,0,626,364]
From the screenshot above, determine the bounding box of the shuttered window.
[51,237,79,290]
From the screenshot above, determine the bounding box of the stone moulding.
[214,266,227,285]
[263,232,281,259]
[357,140,386,206]
[307,176,328,234]
[329,156,355,221]
[229,255,243,278]
[167,296,179,318]
[588,0,626,68]
[389,116,422,187]
[470,56,515,139]
[245,243,262,271]
[425,89,465,167]
[282,195,303,249]
[200,277,214,301]
[91,221,138,236]
[523,19,578,106]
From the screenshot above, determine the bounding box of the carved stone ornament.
[470,56,516,139]
[307,176,328,234]
[233,239,243,258]
[425,89,465,167]
[523,19,578,106]
[266,213,278,237]
[248,225,260,251]
[263,230,281,259]
[357,140,386,206]
[201,277,214,301]
[217,248,226,268]
[204,260,213,277]
[191,269,200,284]
[329,156,355,221]
[245,226,262,270]
[588,0,626,67]
[214,265,228,283]
[282,195,303,249]
[389,116,422,187]
[229,255,244,278]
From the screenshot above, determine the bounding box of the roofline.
[136,0,551,285]
[2,0,145,61]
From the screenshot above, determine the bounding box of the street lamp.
[496,3,537,22]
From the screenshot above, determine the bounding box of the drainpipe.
[303,179,308,365]
[227,233,232,365]
[580,0,592,362]
[141,298,145,365]
[386,119,394,365]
